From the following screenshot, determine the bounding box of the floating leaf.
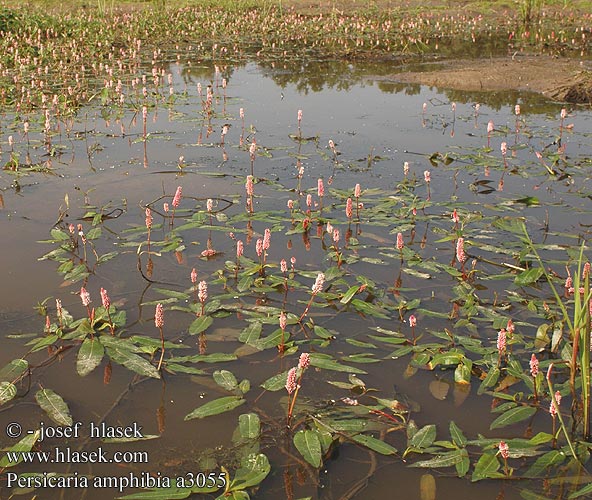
[350,434,397,455]
[490,406,537,430]
[35,389,73,426]
[77,337,104,377]
[260,370,289,391]
[0,359,29,383]
[411,449,465,469]
[294,430,322,468]
[0,381,17,406]
[310,354,367,374]
[471,452,501,481]
[340,285,360,304]
[449,421,467,447]
[410,424,436,449]
[514,267,544,286]
[0,430,40,468]
[228,453,270,491]
[104,345,160,379]
[238,322,262,344]
[185,396,245,420]
[189,315,213,335]
[239,413,260,440]
[213,370,239,392]
[524,450,566,478]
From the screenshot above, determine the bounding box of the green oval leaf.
[228,453,270,491]
[260,370,290,391]
[294,430,322,468]
[185,396,245,420]
[213,370,238,392]
[471,452,501,482]
[410,424,437,449]
[105,346,160,379]
[0,430,40,468]
[239,413,260,440]
[77,337,104,377]
[0,359,29,383]
[351,434,397,455]
[189,315,213,335]
[0,381,17,406]
[35,389,73,426]
[490,406,537,430]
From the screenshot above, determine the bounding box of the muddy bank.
[388,55,592,103]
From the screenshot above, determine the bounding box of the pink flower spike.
[515,104,521,116]
[285,367,298,394]
[263,228,271,251]
[155,303,164,328]
[550,391,562,416]
[529,354,539,377]
[163,202,169,213]
[346,198,353,219]
[256,238,263,257]
[100,288,111,309]
[497,329,507,353]
[172,186,182,208]
[312,272,325,295]
[280,259,288,273]
[506,319,515,334]
[236,240,244,258]
[145,207,153,229]
[424,170,431,183]
[452,209,460,223]
[498,441,510,460]
[487,120,495,134]
[279,311,287,331]
[409,314,417,328]
[80,287,91,307]
[396,232,404,251]
[245,175,254,196]
[191,268,197,284]
[354,183,361,198]
[298,353,310,370]
[318,178,325,197]
[198,281,208,304]
[456,238,467,263]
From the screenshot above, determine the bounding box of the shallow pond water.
[1,57,591,499]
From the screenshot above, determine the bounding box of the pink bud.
[487,120,494,134]
[409,314,417,328]
[354,183,361,198]
[80,287,91,307]
[396,232,404,251]
[236,240,244,258]
[191,268,197,284]
[100,288,110,309]
[318,178,325,197]
[298,352,310,369]
[172,186,182,208]
[155,303,164,328]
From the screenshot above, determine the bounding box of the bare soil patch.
[387,55,592,103]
